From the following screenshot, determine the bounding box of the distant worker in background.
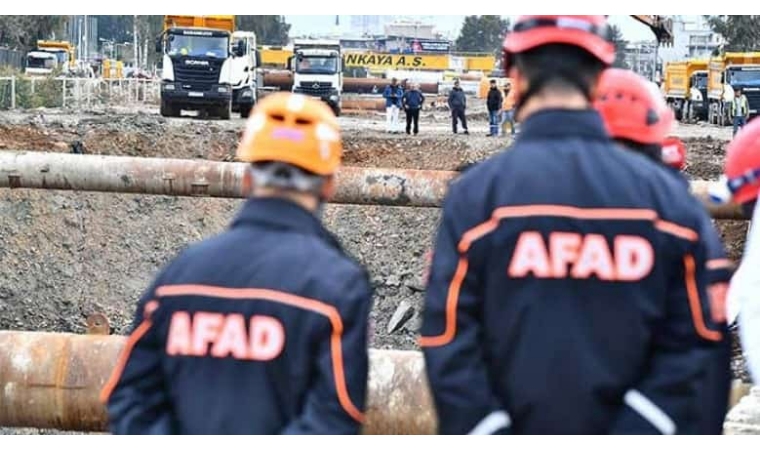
[383,78,404,134]
[486,79,504,137]
[101,92,374,435]
[448,79,469,135]
[402,82,426,136]
[421,15,721,435]
[732,87,750,137]
[502,82,517,137]
[712,120,760,386]
[595,68,733,435]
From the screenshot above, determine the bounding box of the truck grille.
[173,59,222,91]
[745,91,760,113]
[299,82,333,96]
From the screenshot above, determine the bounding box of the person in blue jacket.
[383,78,404,134]
[101,93,373,435]
[402,82,426,135]
[595,68,733,435]
[420,15,722,435]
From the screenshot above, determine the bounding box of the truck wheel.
[218,102,232,120]
[160,100,179,118]
[240,104,253,119]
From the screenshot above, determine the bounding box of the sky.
[284,15,662,41]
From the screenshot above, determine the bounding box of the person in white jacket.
[714,119,760,382]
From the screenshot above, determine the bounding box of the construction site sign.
[344,53,450,71]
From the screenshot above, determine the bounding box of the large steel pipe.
[261,74,440,95]
[0,151,744,219]
[0,151,453,209]
[0,331,435,434]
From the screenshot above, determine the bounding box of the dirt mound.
[683,137,727,181]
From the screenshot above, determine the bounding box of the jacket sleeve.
[383,86,390,100]
[282,271,373,435]
[419,188,510,435]
[610,209,723,435]
[737,202,760,382]
[101,275,176,435]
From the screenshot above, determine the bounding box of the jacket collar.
[519,108,610,141]
[231,197,330,240]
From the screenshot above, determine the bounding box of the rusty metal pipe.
[0,151,454,209]
[341,98,386,112]
[262,74,439,95]
[0,331,435,434]
[0,151,745,219]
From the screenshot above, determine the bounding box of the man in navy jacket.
[383,78,404,134]
[595,68,733,435]
[402,83,426,135]
[101,93,373,435]
[420,16,721,435]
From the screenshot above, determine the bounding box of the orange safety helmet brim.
[236,92,342,177]
[503,15,616,73]
[594,68,675,146]
[725,118,760,205]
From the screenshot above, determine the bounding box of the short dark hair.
[513,44,606,99]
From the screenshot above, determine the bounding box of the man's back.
[421,109,720,434]
[103,198,373,435]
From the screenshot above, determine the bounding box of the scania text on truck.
[157,15,260,119]
[288,39,343,116]
[708,52,760,126]
[663,59,708,122]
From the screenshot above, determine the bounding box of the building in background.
[659,15,724,63]
[349,16,388,36]
[624,41,660,80]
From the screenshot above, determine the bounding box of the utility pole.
[133,15,139,68]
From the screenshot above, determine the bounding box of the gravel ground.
[0,109,753,434]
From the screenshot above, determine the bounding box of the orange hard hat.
[724,119,760,205]
[503,16,616,73]
[594,68,674,146]
[236,92,342,176]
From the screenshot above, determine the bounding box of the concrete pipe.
[0,331,435,434]
[0,151,744,220]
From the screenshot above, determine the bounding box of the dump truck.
[156,15,261,119]
[25,40,76,77]
[662,59,709,122]
[288,39,343,116]
[707,52,760,126]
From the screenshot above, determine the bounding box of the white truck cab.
[289,39,343,116]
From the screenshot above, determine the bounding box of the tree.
[610,25,629,69]
[0,16,66,51]
[705,15,760,52]
[236,16,291,45]
[455,15,510,55]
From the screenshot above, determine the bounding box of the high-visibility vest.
[731,95,749,117]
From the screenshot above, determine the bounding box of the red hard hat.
[724,119,760,205]
[662,137,687,171]
[503,16,616,73]
[594,68,675,146]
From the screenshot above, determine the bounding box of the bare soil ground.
[0,109,752,423]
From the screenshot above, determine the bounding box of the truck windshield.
[728,69,760,84]
[27,56,56,69]
[296,55,338,74]
[167,34,229,58]
[694,74,707,89]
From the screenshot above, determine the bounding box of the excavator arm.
[630,15,674,45]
